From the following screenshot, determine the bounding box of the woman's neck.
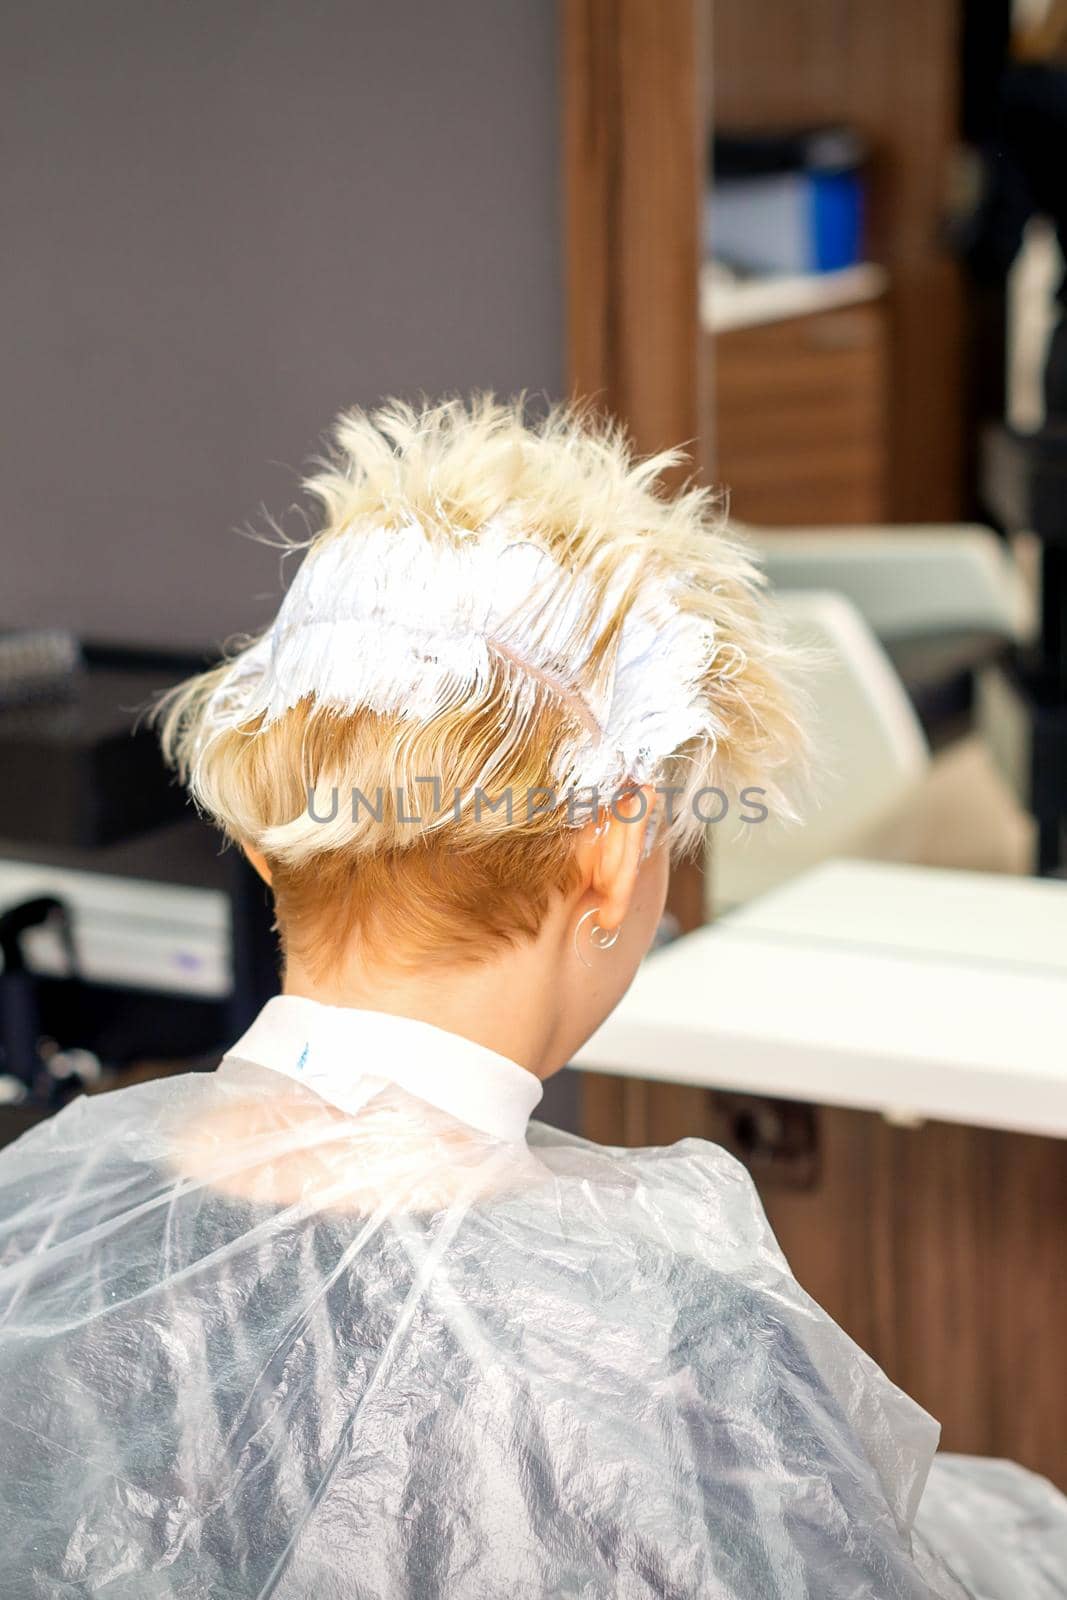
[281,932,570,1081]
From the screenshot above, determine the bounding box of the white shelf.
[702,262,888,333]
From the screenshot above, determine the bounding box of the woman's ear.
[243,844,273,887]
[588,787,657,931]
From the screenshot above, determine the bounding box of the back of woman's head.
[158,396,801,976]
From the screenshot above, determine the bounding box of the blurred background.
[1,0,1065,1491]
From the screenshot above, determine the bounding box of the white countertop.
[573,861,1067,1139]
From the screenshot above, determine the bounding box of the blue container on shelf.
[708,125,867,276]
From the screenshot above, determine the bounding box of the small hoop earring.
[574,906,621,968]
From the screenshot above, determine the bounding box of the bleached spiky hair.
[157,397,802,968]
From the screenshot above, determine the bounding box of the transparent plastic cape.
[916,1455,1067,1600]
[0,1057,1060,1599]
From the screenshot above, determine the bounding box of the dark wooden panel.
[563,0,703,466]
[579,1076,1067,1490]
[980,1126,1067,1475]
[765,1108,1067,1485]
[712,302,890,525]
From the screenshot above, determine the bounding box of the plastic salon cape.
[1,997,1064,1599]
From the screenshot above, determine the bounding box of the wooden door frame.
[562,0,705,937]
[561,0,707,1142]
[562,0,704,478]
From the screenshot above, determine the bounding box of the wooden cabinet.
[710,300,890,525]
[564,0,1067,1500]
[580,1078,1067,1491]
[709,0,965,523]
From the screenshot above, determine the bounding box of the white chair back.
[710,590,929,911]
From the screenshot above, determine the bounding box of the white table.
[573,860,1067,1140]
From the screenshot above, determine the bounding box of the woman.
[0,400,1061,1597]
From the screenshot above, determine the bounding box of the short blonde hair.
[158,397,800,973]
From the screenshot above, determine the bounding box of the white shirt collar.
[224,994,543,1143]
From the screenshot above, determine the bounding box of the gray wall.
[0,0,562,650]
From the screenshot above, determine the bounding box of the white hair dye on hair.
[198,515,719,800]
[157,397,804,864]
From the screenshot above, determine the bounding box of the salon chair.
[709,589,929,910]
[747,522,1034,750]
